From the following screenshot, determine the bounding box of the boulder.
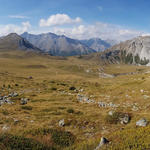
[136,118,148,127]
[9,92,18,97]
[120,114,130,124]
[59,119,65,127]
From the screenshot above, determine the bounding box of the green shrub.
[28,128,76,147]
[67,108,74,114]
[51,87,57,91]
[21,106,33,110]
[0,134,54,150]
[42,108,52,112]
[51,111,61,115]
[2,109,9,115]
[51,130,75,147]
[58,106,66,110]
[69,87,76,90]
[105,112,121,124]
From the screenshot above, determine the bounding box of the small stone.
[28,76,33,79]
[59,119,65,127]
[132,106,139,111]
[20,98,29,105]
[120,114,130,124]
[95,137,109,150]
[13,118,19,122]
[136,118,148,127]
[2,125,10,131]
[79,89,84,92]
[30,120,34,123]
[108,110,114,116]
[13,92,18,97]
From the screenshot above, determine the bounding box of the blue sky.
[0,0,150,41]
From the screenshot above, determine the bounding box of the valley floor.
[0,50,150,149]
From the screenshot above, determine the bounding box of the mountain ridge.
[21,32,96,56]
[80,38,111,52]
[0,33,41,52]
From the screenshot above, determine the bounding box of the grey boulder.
[136,118,148,127]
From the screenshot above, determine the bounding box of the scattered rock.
[30,120,34,123]
[95,137,109,150]
[86,69,90,73]
[20,98,29,105]
[28,76,33,79]
[108,110,115,116]
[143,95,150,100]
[119,114,130,124]
[2,125,10,131]
[132,106,139,111]
[99,72,115,78]
[79,89,84,92]
[13,118,19,123]
[59,119,65,127]
[136,118,148,127]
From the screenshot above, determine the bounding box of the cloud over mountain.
[0,22,31,36]
[0,13,146,42]
[39,14,82,27]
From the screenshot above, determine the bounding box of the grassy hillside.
[0,49,150,149]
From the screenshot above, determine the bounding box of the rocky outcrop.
[106,36,150,65]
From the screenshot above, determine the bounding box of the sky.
[0,0,150,41]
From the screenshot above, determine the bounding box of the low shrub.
[28,128,76,147]
[21,106,33,110]
[52,130,75,147]
[67,108,74,114]
[69,87,76,90]
[51,87,57,91]
[105,112,122,124]
[0,134,54,150]
[2,109,9,115]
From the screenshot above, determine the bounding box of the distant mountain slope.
[0,33,41,52]
[80,38,111,52]
[21,32,96,56]
[81,36,150,66]
[97,36,150,65]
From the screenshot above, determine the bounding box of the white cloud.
[39,14,82,27]
[9,15,29,19]
[49,22,144,42]
[0,21,31,36]
[0,18,145,43]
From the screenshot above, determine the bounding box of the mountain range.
[21,32,112,56]
[1,32,150,66]
[21,32,96,56]
[0,32,114,57]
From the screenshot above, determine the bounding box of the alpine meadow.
[1,0,150,150]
